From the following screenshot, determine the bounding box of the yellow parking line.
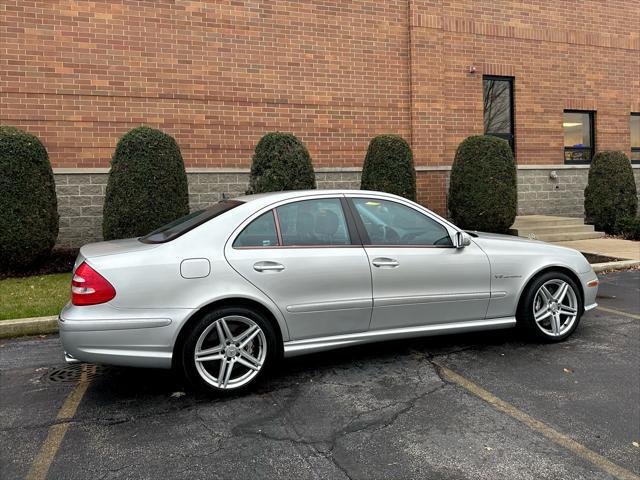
[596,306,640,320]
[438,365,640,480]
[25,364,94,480]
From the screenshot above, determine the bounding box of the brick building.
[1,1,639,247]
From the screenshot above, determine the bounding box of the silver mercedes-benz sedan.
[59,190,599,393]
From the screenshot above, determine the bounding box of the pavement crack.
[96,463,134,480]
[318,449,354,480]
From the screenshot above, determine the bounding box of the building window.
[631,113,640,163]
[564,110,595,164]
[483,76,515,152]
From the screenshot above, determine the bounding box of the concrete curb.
[592,260,640,273]
[0,316,58,339]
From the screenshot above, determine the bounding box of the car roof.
[233,189,404,206]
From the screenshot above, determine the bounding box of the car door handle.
[253,261,285,272]
[372,258,399,268]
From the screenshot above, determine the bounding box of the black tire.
[517,271,583,343]
[181,306,278,395]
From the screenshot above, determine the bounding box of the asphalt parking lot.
[1,270,638,480]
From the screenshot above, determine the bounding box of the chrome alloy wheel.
[532,279,579,337]
[194,316,267,389]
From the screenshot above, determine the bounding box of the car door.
[346,196,491,330]
[225,196,372,340]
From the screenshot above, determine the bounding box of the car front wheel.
[181,306,277,394]
[518,271,583,342]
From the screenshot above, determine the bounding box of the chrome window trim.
[233,244,364,250]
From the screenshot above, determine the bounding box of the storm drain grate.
[46,363,108,383]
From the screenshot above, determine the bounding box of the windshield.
[139,200,244,244]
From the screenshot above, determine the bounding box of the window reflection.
[483,76,514,152]
[563,111,594,163]
[631,113,640,162]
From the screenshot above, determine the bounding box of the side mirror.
[454,231,471,249]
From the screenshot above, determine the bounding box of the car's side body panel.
[365,244,491,329]
[226,245,373,340]
[472,233,598,318]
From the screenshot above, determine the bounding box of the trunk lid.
[79,238,159,261]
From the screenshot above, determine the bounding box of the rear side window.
[233,211,279,247]
[140,200,243,244]
[276,198,350,246]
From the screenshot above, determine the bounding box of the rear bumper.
[58,303,192,369]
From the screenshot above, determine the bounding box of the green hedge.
[616,217,640,241]
[448,135,517,233]
[584,151,637,234]
[103,127,189,240]
[0,126,59,270]
[247,132,316,194]
[360,135,416,201]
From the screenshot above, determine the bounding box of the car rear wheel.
[518,271,583,342]
[181,306,277,394]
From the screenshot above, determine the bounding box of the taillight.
[71,262,116,306]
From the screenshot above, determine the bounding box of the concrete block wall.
[517,168,589,217]
[517,167,640,217]
[54,170,362,248]
[53,167,640,248]
[55,174,107,248]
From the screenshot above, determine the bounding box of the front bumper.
[579,270,599,312]
[58,303,192,369]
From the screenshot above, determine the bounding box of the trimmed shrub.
[616,217,640,241]
[103,127,189,240]
[448,135,517,233]
[0,126,59,270]
[584,151,637,233]
[247,132,316,194]
[360,135,416,201]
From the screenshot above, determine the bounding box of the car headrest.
[315,209,339,237]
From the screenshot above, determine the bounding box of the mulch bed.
[580,252,625,264]
[0,248,78,280]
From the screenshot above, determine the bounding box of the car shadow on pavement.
[81,328,523,402]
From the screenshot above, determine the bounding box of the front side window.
[564,110,595,163]
[631,113,640,163]
[352,198,452,246]
[233,211,278,247]
[276,198,350,246]
[483,76,515,152]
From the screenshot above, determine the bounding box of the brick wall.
[3,1,637,171]
[408,0,640,166]
[1,0,410,169]
[2,1,639,246]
